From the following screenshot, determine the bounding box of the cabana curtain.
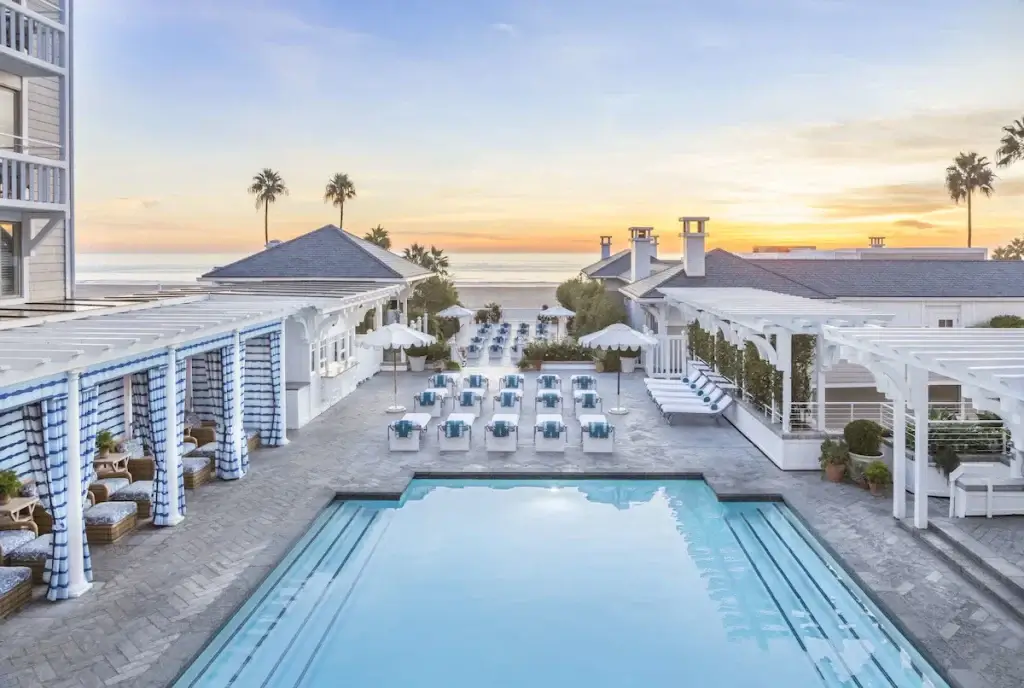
[174,358,187,516]
[242,333,284,447]
[217,343,246,480]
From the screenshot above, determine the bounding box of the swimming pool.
[176,479,949,688]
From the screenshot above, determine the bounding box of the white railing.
[641,334,687,377]
[0,0,65,71]
[0,132,61,160]
[0,149,66,206]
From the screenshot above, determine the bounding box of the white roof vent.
[265,239,283,249]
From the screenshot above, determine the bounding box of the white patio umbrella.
[539,306,575,340]
[436,305,475,318]
[360,323,436,413]
[579,323,658,415]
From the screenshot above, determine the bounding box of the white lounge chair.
[652,382,721,404]
[438,412,475,451]
[536,373,561,392]
[494,389,523,414]
[573,390,602,416]
[388,413,431,451]
[413,389,448,418]
[655,387,727,409]
[486,413,519,452]
[661,395,734,422]
[455,389,484,417]
[579,414,614,453]
[535,390,563,411]
[534,414,568,452]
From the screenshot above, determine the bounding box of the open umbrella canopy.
[579,323,658,351]
[359,323,436,350]
[540,306,575,318]
[436,305,475,318]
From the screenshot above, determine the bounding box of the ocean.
[75,252,597,285]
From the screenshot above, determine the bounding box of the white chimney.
[651,234,659,258]
[600,235,612,260]
[869,236,885,248]
[680,216,709,277]
[629,226,655,282]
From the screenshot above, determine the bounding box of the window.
[0,223,21,298]
[0,87,19,152]
[937,319,954,328]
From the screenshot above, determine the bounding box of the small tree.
[992,237,1024,260]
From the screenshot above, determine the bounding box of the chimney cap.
[599,235,613,243]
[628,226,654,239]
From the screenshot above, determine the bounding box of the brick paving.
[1,370,1023,688]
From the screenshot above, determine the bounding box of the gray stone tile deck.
[1,370,1023,688]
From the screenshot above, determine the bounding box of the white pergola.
[656,288,893,431]
[823,326,1024,528]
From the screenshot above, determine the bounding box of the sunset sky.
[75,0,1024,254]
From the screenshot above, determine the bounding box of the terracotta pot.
[824,463,845,483]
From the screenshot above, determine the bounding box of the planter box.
[905,457,951,498]
[620,357,637,373]
[408,356,427,372]
[540,361,596,372]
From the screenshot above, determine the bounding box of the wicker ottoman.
[188,425,216,446]
[85,502,138,544]
[0,528,36,563]
[0,567,32,619]
[191,442,217,460]
[246,430,261,452]
[89,477,131,504]
[8,534,51,584]
[110,481,154,520]
[182,456,212,489]
[127,456,155,481]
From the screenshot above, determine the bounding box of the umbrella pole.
[608,351,629,415]
[388,346,406,413]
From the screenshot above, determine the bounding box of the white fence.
[641,335,687,377]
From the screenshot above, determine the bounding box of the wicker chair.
[0,567,32,619]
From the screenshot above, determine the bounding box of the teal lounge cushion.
[587,422,611,439]
[490,421,511,438]
[392,420,415,439]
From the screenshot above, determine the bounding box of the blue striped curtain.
[265,330,285,446]
[243,334,277,445]
[217,344,245,479]
[239,341,250,476]
[148,365,173,526]
[130,372,152,454]
[77,387,97,578]
[175,358,187,517]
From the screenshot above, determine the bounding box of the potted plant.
[0,469,20,505]
[934,445,961,482]
[96,429,118,458]
[819,438,849,482]
[843,419,884,481]
[405,344,429,372]
[863,461,892,496]
[618,348,640,373]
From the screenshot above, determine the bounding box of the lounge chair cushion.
[190,442,217,458]
[182,456,210,475]
[111,480,154,502]
[579,393,599,408]
[93,477,130,494]
[539,393,560,408]
[467,375,485,388]
[458,391,479,406]
[9,534,52,562]
[392,420,415,439]
[0,529,36,555]
[540,421,563,439]
[0,567,31,595]
[85,501,137,525]
[418,391,437,406]
[498,391,518,407]
[501,376,521,389]
[587,421,611,439]
[490,421,512,438]
[443,420,466,438]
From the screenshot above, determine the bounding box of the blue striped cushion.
[418,391,437,406]
[392,420,415,438]
[540,421,562,439]
[443,420,465,438]
[490,421,511,438]
[499,392,517,407]
[587,422,610,439]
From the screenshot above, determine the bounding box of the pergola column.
[777,331,792,433]
[162,347,184,526]
[814,333,827,431]
[231,329,244,461]
[277,318,289,445]
[892,386,907,520]
[65,370,92,598]
[657,304,669,377]
[910,366,930,528]
[374,302,383,329]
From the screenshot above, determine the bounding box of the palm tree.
[944,152,995,248]
[428,245,450,276]
[996,115,1024,169]
[402,243,430,270]
[364,224,391,249]
[324,173,357,228]
[993,237,1024,260]
[248,169,287,246]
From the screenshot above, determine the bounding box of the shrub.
[405,344,430,358]
[0,469,20,499]
[987,314,1024,328]
[844,419,883,456]
[864,461,892,485]
[445,360,462,371]
[96,429,118,454]
[819,438,849,467]
[934,445,961,479]
[521,340,594,362]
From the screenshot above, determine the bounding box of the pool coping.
[168,471,964,688]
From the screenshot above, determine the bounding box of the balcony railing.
[0,148,66,207]
[0,0,65,73]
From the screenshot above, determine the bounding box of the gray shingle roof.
[201,225,431,281]
[582,249,632,278]
[752,259,1024,298]
[624,249,829,299]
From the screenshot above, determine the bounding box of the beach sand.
[76,281,559,309]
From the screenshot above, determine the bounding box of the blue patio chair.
[489,420,513,438]
[578,391,601,410]
[538,374,560,390]
[428,374,449,389]
[538,420,563,439]
[586,421,612,439]
[442,419,467,438]
[574,375,596,390]
[466,374,487,390]
[390,419,415,439]
[500,375,522,389]
[537,392,561,409]
[415,390,437,409]
[497,391,519,408]
[459,390,480,408]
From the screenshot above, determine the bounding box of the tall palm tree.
[996,115,1024,169]
[324,173,357,228]
[364,224,391,249]
[944,152,995,248]
[248,169,287,246]
[428,245,450,276]
[402,243,430,270]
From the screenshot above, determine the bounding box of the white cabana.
[359,324,436,413]
[579,324,658,415]
[823,326,1024,528]
[656,288,892,432]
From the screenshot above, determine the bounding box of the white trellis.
[823,326,1024,527]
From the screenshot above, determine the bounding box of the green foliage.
[521,340,594,362]
[903,409,1010,455]
[934,445,961,479]
[409,276,459,318]
[517,357,535,371]
[364,225,391,249]
[445,360,462,371]
[864,461,892,485]
[992,237,1024,260]
[474,303,502,324]
[406,342,449,362]
[402,243,450,276]
[555,276,626,337]
[356,309,375,335]
[405,344,431,358]
[844,420,884,456]
[0,469,21,497]
[819,438,849,467]
[96,429,118,453]
[987,314,1024,328]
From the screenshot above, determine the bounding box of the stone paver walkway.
[1,371,1022,688]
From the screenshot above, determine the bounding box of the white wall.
[838,298,1024,327]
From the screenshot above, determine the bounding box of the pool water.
[176,479,949,688]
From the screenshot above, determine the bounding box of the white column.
[814,334,827,432]
[399,295,409,365]
[778,332,792,433]
[657,305,669,378]
[232,330,244,461]
[892,387,907,520]
[911,367,930,528]
[374,303,383,329]
[122,374,132,437]
[64,371,92,598]
[162,348,184,526]
[277,319,289,445]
